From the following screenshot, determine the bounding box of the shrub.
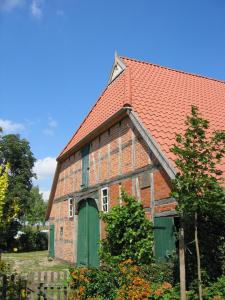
[202,276,225,300]
[99,190,154,265]
[69,260,180,299]
[116,259,178,300]
[70,265,119,300]
[0,260,10,274]
[17,226,48,252]
[139,262,175,285]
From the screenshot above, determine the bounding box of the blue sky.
[1,0,225,199]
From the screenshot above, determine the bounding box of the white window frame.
[68,197,74,218]
[101,187,109,212]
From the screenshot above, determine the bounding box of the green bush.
[70,265,119,300]
[99,190,154,265]
[202,276,225,300]
[139,262,175,285]
[0,260,10,274]
[17,226,48,252]
[69,260,179,299]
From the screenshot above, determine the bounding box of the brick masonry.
[49,116,176,263]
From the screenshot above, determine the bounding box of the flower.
[162,282,172,289]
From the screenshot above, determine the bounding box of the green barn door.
[49,224,55,258]
[77,199,100,267]
[81,145,90,188]
[154,217,176,261]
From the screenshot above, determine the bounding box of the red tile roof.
[59,56,225,175]
[59,70,126,157]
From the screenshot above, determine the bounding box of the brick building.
[46,54,225,266]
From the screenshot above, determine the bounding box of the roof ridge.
[120,55,225,85]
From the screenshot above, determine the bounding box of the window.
[101,187,109,212]
[68,198,74,218]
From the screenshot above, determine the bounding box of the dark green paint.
[154,216,176,261]
[81,144,90,188]
[49,224,55,258]
[77,199,100,267]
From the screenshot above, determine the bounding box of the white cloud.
[0,0,24,11]
[33,157,57,181]
[30,0,43,19]
[0,118,25,133]
[48,117,58,128]
[40,189,50,201]
[43,117,58,135]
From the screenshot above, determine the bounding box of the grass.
[2,250,70,274]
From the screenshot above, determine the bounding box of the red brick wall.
[52,117,151,200]
[49,200,75,263]
[49,116,175,263]
[154,169,171,201]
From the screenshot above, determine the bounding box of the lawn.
[2,250,70,274]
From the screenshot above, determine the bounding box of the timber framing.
[53,164,157,205]
[46,106,177,220]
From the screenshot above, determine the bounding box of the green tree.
[0,163,19,225]
[171,106,225,300]
[0,134,36,249]
[0,134,36,220]
[25,186,47,226]
[0,163,9,222]
[99,190,154,265]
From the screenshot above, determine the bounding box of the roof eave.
[57,106,131,162]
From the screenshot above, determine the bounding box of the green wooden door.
[49,224,55,258]
[81,145,90,188]
[77,199,100,267]
[154,217,176,261]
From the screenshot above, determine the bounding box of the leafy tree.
[0,134,36,249]
[99,190,154,265]
[25,186,47,226]
[171,106,225,299]
[0,163,19,225]
[0,134,36,220]
[0,163,9,222]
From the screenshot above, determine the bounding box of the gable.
[58,54,225,175]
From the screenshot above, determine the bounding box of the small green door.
[88,199,100,267]
[49,224,55,258]
[77,199,100,267]
[81,145,90,188]
[154,217,176,261]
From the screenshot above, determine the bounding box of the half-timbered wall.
[49,116,175,263]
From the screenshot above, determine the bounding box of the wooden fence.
[0,271,69,300]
